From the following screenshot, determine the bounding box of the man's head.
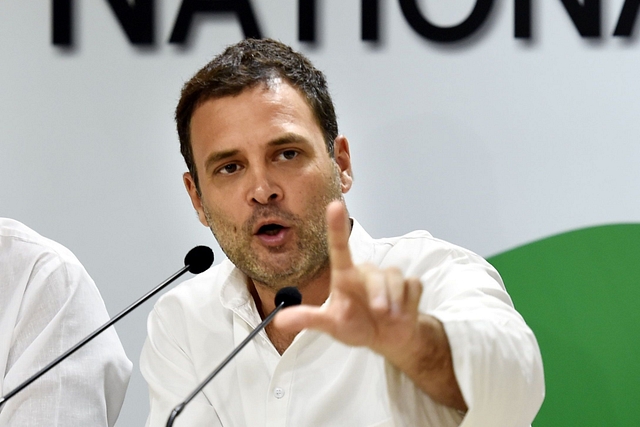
[178,39,352,291]
[176,38,339,192]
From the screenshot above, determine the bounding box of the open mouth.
[257,223,285,236]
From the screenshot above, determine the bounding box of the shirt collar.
[348,218,375,266]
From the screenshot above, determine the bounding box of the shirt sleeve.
[385,245,545,427]
[140,300,223,427]
[0,246,132,427]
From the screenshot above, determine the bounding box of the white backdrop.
[2,1,639,425]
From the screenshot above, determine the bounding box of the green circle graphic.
[488,224,640,426]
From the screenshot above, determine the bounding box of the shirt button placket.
[266,349,298,427]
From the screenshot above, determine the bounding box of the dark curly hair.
[176,38,339,192]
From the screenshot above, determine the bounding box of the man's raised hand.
[274,200,424,362]
[274,200,466,410]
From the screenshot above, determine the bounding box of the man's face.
[184,79,352,290]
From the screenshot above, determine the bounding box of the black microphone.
[166,286,302,427]
[0,246,214,408]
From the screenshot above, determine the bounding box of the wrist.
[382,314,467,411]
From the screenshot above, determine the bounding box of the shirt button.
[274,387,285,399]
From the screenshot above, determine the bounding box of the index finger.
[326,200,354,271]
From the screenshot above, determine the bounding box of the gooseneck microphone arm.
[0,246,214,408]
[166,286,302,427]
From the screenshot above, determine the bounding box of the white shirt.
[0,218,132,427]
[141,220,544,427]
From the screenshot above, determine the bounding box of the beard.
[202,167,343,291]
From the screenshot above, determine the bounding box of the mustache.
[244,206,301,231]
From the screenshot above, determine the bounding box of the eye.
[278,150,299,161]
[217,163,242,175]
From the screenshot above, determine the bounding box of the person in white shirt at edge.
[0,218,132,427]
[141,39,544,427]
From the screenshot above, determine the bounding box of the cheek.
[298,173,339,208]
[290,177,323,205]
[206,200,244,233]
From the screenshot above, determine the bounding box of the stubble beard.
[203,167,343,291]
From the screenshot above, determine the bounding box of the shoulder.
[0,218,85,273]
[353,220,504,288]
[151,260,236,322]
[0,218,97,305]
[383,231,488,263]
[353,220,491,271]
[145,260,240,354]
[0,219,109,316]
[353,220,509,310]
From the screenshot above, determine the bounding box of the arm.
[275,201,544,426]
[1,247,131,427]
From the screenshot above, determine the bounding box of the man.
[0,218,131,427]
[141,39,544,426]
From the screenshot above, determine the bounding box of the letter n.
[614,0,640,36]
[52,0,154,46]
[559,0,600,37]
[106,0,154,44]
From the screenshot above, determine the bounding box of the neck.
[248,265,331,354]
[250,264,331,318]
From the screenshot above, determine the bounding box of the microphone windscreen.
[184,246,214,274]
[275,287,302,308]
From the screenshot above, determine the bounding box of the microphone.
[166,286,302,427]
[0,246,214,407]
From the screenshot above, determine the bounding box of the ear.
[333,135,353,194]
[183,172,210,227]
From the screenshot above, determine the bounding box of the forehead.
[189,80,323,154]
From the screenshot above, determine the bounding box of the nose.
[247,166,283,205]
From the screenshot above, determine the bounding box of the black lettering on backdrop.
[52,0,153,46]
[50,0,640,47]
[398,0,494,42]
[559,0,600,37]
[614,0,640,36]
[106,0,154,44]
[514,0,530,38]
[298,0,315,41]
[169,0,261,43]
[52,0,72,45]
[362,0,379,41]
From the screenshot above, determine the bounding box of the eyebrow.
[203,149,239,174]
[203,133,312,173]
[268,133,311,148]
